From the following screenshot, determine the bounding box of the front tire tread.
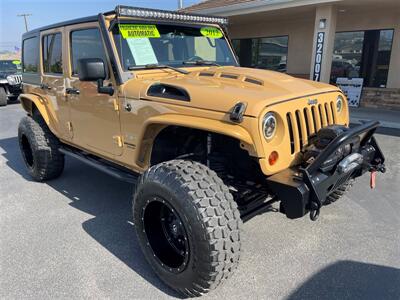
[133,160,242,297]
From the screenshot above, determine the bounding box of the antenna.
[17,13,32,32]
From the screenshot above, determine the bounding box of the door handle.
[40,83,51,90]
[124,103,132,112]
[66,88,80,95]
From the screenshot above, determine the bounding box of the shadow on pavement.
[287,260,400,300]
[0,136,182,298]
[7,99,21,105]
[0,136,32,181]
[6,136,397,299]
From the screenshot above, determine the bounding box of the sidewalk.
[350,107,400,129]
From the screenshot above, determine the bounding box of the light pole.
[17,13,32,32]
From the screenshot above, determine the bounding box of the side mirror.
[78,58,106,81]
[77,58,114,96]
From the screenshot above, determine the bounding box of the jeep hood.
[123,66,340,118]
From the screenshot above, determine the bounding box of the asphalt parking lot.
[1,103,399,299]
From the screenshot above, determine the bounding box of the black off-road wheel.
[133,160,242,297]
[325,179,354,205]
[0,87,7,106]
[18,115,64,181]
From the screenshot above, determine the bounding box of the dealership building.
[184,0,400,110]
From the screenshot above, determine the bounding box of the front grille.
[287,101,337,154]
[9,75,22,85]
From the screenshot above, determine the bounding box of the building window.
[22,37,39,73]
[331,29,394,88]
[70,28,107,76]
[42,33,63,74]
[232,36,288,72]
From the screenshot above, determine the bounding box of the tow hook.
[309,201,320,221]
[369,161,386,189]
[370,171,376,189]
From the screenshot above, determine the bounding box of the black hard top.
[21,5,227,40]
[22,15,99,39]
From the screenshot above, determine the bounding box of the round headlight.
[336,95,344,113]
[263,112,277,140]
[6,75,16,85]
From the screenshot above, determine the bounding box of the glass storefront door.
[232,36,289,72]
[331,29,394,88]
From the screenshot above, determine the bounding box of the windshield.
[112,23,237,70]
[0,60,21,73]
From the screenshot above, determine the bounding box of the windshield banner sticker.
[200,27,223,39]
[119,24,160,39]
[126,38,158,65]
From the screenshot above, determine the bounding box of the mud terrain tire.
[325,179,354,204]
[18,115,64,181]
[0,87,7,106]
[133,160,242,297]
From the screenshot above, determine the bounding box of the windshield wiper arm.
[182,60,220,66]
[128,64,189,75]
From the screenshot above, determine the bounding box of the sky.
[0,0,202,52]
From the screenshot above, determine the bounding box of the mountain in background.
[0,51,21,60]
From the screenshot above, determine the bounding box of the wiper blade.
[128,64,189,74]
[182,60,220,66]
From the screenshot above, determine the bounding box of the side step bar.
[59,147,139,183]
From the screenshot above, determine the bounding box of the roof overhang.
[191,0,341,16]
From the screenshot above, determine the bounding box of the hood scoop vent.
[199,72,215,77]
[244,77,263,86]
[147,83,190,102]
[220,73,239,79]
[197,70,264,86]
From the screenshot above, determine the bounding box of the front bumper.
[7,84,22,96]
[267,121,385,220]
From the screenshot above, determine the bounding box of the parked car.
[0,60,22,106]
[330,59,360,83]
[17,5,386,297]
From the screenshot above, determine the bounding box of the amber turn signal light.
[268,151,279,165]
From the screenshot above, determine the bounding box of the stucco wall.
[228,6,400,88]
[229,17,315,76]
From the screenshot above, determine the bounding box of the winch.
[302,125,360,172]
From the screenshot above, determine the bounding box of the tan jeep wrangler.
[18,5,385,297]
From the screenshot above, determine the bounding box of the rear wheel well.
[20,98,42,121]
[31,102,39,116]
[19,95,31,112]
